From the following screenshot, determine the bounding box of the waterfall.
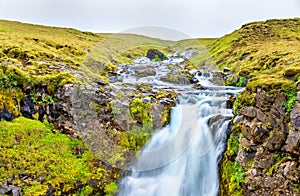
[119,88,240,196]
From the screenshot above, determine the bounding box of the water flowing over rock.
[118,75,242,195]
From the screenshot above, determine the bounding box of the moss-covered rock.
[217,18,300,196]
[0,117,120,195]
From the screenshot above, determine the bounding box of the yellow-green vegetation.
[81,34,174,83]
[0,20,107,65]
[222,160,246,196]
[0,117,119,195]
[0,20,176,86]
[0,20,109,86]
[130,98,152,125]
[233,91,256,114]
[0,88,23,117]
[116,97,154,151]
[208,18,300,92]
[220,125,247,195]
[104,181,118,196]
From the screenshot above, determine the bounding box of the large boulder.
[146,49,166,61]
[283,128,300,155]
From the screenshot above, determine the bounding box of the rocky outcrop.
[0,175,23,196]
[146,49,166,61]
[47,82,176,170]
[220,87,300,195]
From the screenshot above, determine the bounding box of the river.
[114,55,242,196]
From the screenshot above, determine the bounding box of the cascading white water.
[115,55,243,196]
[119,88,239,196]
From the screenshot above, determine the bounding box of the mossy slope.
[0,117,119,195]
[213,18,300,195]
[0,20,176,195]
[209,18,300,91]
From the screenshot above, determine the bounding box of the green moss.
[223,160,246,195]
[233,91,256,115]
[221,133,246,195]
[0,88,23,117]
[236,76,247,87]
[227,135,240,156]
[208,18,300,92]
[152,54,167,62]
[104,181,118,196]
[0,71,18,89]
[0,117,119,195]
[284,89,297,114]
[130,98,152,125]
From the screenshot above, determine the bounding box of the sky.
[0,0,299,40]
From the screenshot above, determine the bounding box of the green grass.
[207,18,300,92]
[284,89,298,114]
[217,18,300,196]
[2,18,300,195]
[0,19,176,86]
[0,117,119,195]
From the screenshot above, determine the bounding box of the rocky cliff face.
[220,84,300,195]
[212,18,300,196]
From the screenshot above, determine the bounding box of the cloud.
[0,0,299,39]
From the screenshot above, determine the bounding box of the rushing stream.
[116,55,242,196]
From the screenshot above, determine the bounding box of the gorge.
[0,18,299,195]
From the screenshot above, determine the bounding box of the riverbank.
[0,18,299,195]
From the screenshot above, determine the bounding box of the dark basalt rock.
[284,69,298,78]
[0,175,23,196]
[0,106,14,121]
[252,124,269,143]
[0,185,23,196]
[255,88,275,111]
[146,49,166,60]
[283,128,300,155]
[240,52,250,60]
[240,106,256,118]
[226,95,235,109]
[223,67,230,72]
[222,87,300,196]
[132,66,156,77]
[263,129,285,150]
[20,95,37,118]
[291,103,300,130]
[192,84,205,90]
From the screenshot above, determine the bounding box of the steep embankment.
[0,20,121,195]
[0,20,175,195]
[1,18,299,195]
[212,18,300,195]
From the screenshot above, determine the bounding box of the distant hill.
[209,18,300,91]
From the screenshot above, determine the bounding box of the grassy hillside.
[1,18,300,195]
[0,20,174,85]
[0,117,119,195]
[0,20,175,195]
[209,18,300,91]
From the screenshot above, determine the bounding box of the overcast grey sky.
[0,0,299,40]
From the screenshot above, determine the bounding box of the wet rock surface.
[146,49,166,60]
[0,175,23,196]
[220,87,300,195]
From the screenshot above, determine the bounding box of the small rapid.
[117,56,242,196]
